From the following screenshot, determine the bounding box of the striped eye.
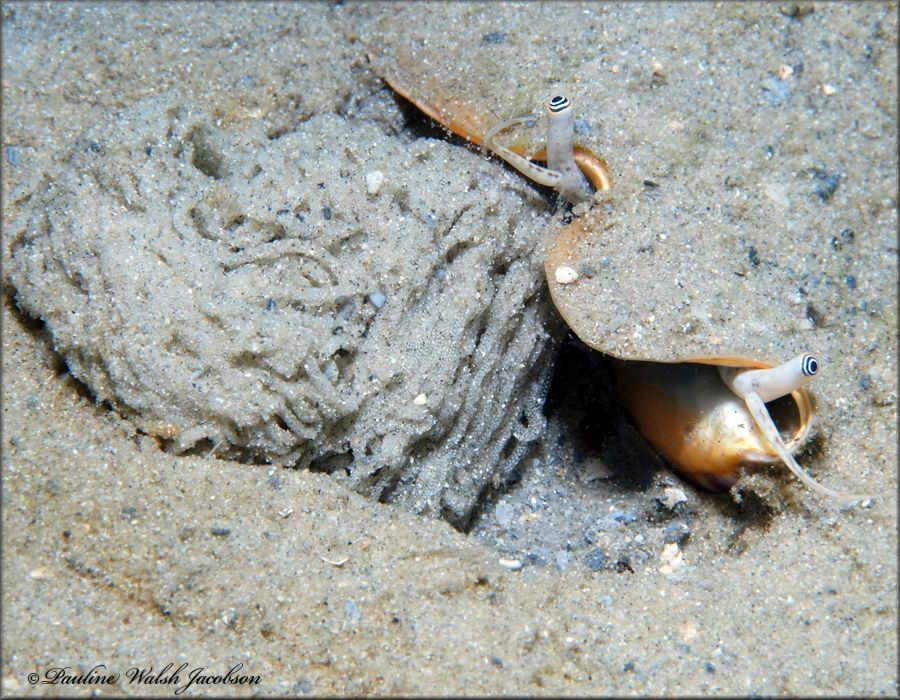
[801,354,819,376]
[548,95,571,113]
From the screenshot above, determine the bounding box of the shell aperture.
[718,355,871,502]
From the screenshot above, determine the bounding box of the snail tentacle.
[484,95,593,203]
[544,96,594,203]
[726,353,819,404]
[484,115,564,188]
[719,354,871,502]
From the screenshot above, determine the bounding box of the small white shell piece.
[554,265,579,284]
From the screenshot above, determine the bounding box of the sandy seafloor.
[2,2,898,696]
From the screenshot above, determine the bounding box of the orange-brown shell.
[615,360,813,491]
[377,70,613,194]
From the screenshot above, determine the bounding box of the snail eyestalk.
[718,354,871,502]
[483,95,594,204]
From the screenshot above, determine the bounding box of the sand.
[2,2,897,695]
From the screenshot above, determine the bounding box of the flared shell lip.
[377,69,613,194]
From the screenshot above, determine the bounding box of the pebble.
[5,146,21,167]
[598,595,613,607]
[555,265,579,284]
[413,393,428,406]
[210,526,231,536]
[664,521,691,545]
[585,548,607,572]
[365,170,384,195]
[482,31,507,44]
[555,551,571,571]
[658,543,685,574]
[368,291,387,308]
[775,64,794,81]
[494,501,514,528]
[345,599,361,625]
[498,558,523,571]
[662,486,688,509]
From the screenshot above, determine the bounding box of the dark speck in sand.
[704,661,716,674]
[482,31,507,44]
[859,374,872,390]
[211,526,232,536]
[844,275,857,289]
[527,548,551,566]
[323,205,333,220]
[830,228,854,249]
[747,245,760,266]
[643,179,660,188]
[6,145,21,166]
[266,298,277,311]
[490,656,503,667]
[805,302,823,328]
[121,506,138,521]
[616,559,635,574]
[809,168,841,201]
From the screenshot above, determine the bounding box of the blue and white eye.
[801,354,819,377]
[547,95,571,113]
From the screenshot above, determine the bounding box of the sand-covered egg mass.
[7,92,556,526]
